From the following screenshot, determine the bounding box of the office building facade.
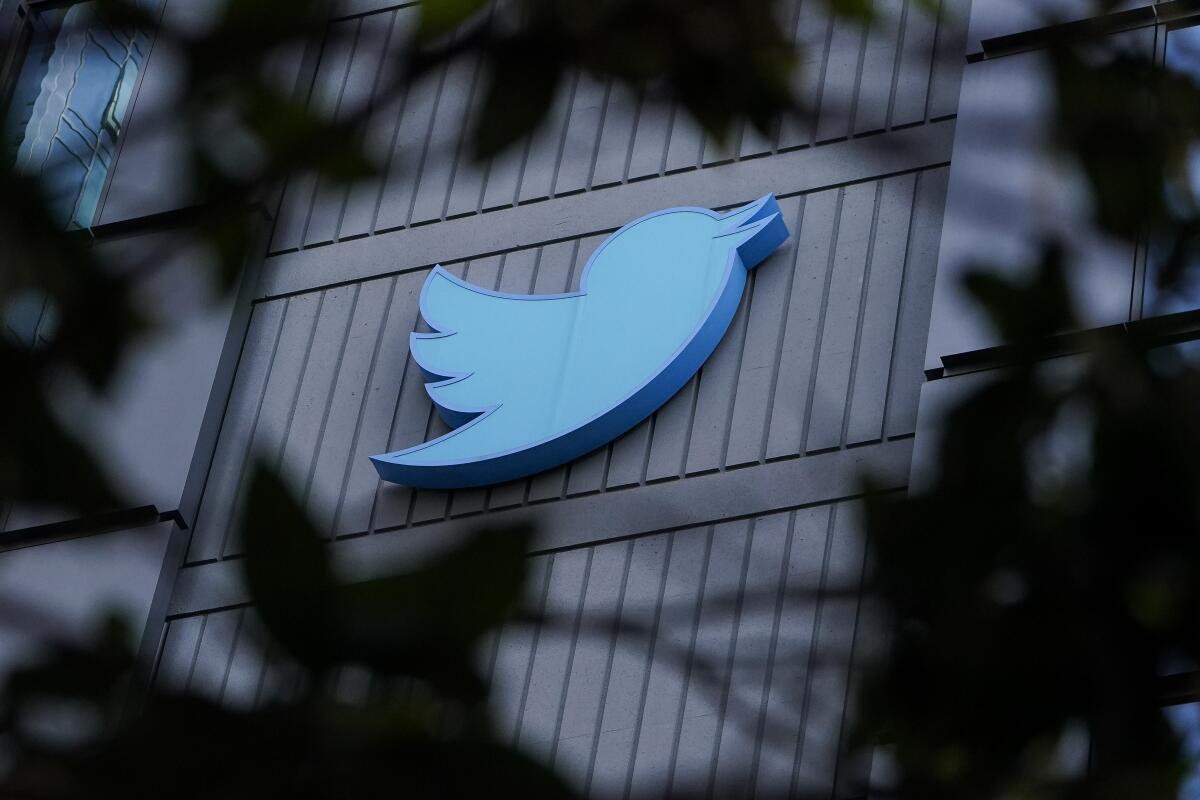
[5,0,1196,795]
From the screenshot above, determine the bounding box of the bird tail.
[716,193,789,270]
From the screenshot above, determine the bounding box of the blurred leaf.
[474,43,562,158]
[239,82,376,183]
[0,168,143,513]
[0,169,145,391]
[4,682,580,797]
[214,0,326,38]
[418,0,490,42]
[240,460,338,673]
[0,384,122,513]
[201,213,262,292]
[962,244,1076,354]
[1052,48,1161,242]
[825,0,875,21]
[336,525,533,699]
[241,460,531,699]
[1,615,135,755]
[91,0,163,32]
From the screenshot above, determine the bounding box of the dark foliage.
[0,0,862,794]
[1,484,573,798]
[6,0,1200,798]
[851,33,1200,800]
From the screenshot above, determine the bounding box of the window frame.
[0,0,157,231]
[1131,16,1200,322]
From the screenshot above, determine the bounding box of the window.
[1166,702,1200,799]
[1142,24,1200,317]
[3,1,155,230]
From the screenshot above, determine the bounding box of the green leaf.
[241,83,377,184]
[212,0,327,45]
[417,0,490,43]
[240,461,531,698]
[91,0,163,32]
[0,388,122,513]
[962,245,1076,350]
[473,45,562,159]
[334,525,533,700]
[1,614,136,754]
[825,0,876,21]
[429,738,578,798]
[240,461,337,673]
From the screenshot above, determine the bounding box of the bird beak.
[718,193,782,236]
[715,194,789,270]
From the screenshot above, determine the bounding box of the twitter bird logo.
[371,194,790,489]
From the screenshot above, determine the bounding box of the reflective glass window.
[1166,702,1200,799]
[3,1,156,230]
[1147,25,1200,316]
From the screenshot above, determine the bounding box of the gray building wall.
[0,0,256,690]
[149,0,966,796]
[0,520,177,682]
[0,0,1025,794]
[915,0,1200,493]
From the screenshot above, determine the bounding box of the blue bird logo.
[371,194,790,489]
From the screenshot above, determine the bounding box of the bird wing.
[408,267,582,429]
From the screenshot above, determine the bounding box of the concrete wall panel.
[181,165,947,565]
[113,0,973,794]
[263,0,964,261]
[156,501,871,798]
